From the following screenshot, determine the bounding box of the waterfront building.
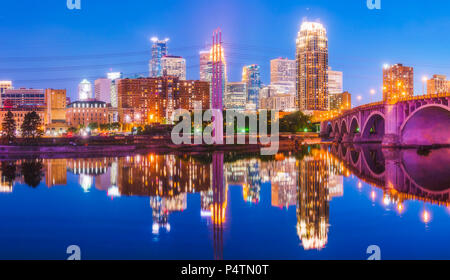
[0,107,46,131]
[149,37,169,77]
[427,74,449,95]
[78,79,93,101]
[382,63,414,103]
[296,21,329,111]
[329,91,351,111]
[225,82,247,110]
[117,77,209,126]
[161,55,186,80]
[242,65,261,111]
[328,67,343,110]
[270,58,296,84]
[0,81,12,106]
[259,82,296,111]
[45,89,68,135]
[66,100,111,128]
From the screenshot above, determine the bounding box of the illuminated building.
[259,82,296,111]
[329,91,351,111]
[45,89,68,135]
[328,67,343,110]
[0,81,12,106]
[108,72,123,108]
[199,50,212,82]
[66,100,111,128]
[225,82,247,110]
[382,63,414,102]
[296,21,329,111]
[2,88,45,108]
[149,37,169,77]
[0,107,46,131]
[95,78,112,103]
[270,58,296,84]
[78,79,93,101]
[118,77,209,126]
[242,65,261,111]
[427,74,449,95]
[161,55,186,80]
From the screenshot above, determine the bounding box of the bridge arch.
[333,122,340,136]
[340,119,348,136]
[361,111,385,141]
[349,116,360,136]
[400,104,450,146]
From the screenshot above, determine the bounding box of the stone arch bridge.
[320,94,450,147]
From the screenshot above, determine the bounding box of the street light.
[422,76,428,95]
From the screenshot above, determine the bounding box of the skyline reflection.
[0,145,448,258]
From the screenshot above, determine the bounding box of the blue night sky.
[0,0,449,103]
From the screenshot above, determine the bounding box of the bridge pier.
[342,134,353,143]
[382,104,400,147]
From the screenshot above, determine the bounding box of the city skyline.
[1,1,450,103]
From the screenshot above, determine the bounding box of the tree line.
[1,111,43,143]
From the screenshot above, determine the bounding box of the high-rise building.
[199,50,212,82]
[0,81,13,108]
[161,55,186,80]
[78,79,93,101]
[242,65,261,111]
[108,72,123,108]
[149,37,169,77]
[382,63,414,102]
[427,74,448,95]
[225,82,247,110]
[328,67,343,110]
[296,22,329,111]
[259,82,296,112]
[95,78,112,103]
[329,91,351,111]
[270,58,296,84]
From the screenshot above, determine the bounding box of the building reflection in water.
[0,144,448,254]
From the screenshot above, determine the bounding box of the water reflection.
[0,144,448,258]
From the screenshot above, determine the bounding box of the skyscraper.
[161,55,186,80]
[78,79,92,100]
[242,64,261,111]
[149,37,169,78]
[270,58,296,84]
[328,67,343,110]
[199,50,212,82]
[296,22,329,111]
[225,82,247,110]
[382,63,414,102]
[427,74,448,95]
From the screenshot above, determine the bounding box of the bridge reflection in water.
[0,145,448,256]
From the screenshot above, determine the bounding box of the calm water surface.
[0,145,448,260]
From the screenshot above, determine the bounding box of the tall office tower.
[270,58,296,84]
[149,37,169,77]
[0,81,12,108]
[107,72,123,108]
[225,82,247,110]
[382,63,414,103]
[199,50,212,82]
[161,55,186,80]
[242,65,261,111]
[78,79,92,101]
[45,89,67,124]
[95,78,112,103]
[427,74,448,95]
[296,21,329,111]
